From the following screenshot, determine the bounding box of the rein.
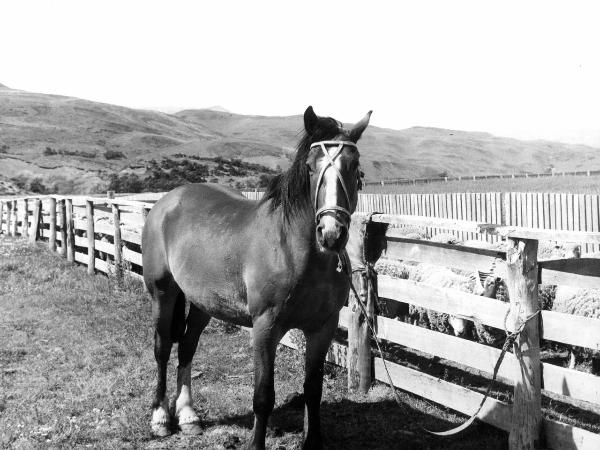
[310,140,356,224]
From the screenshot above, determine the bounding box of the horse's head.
[304,106,372,253]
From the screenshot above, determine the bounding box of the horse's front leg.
[303,313,339,450]
[248,312,281,450]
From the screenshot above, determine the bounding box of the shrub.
[43,146,57,156]
[105,150,125,160]
[29,178,47,194]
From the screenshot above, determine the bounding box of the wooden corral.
[1,192,600,450]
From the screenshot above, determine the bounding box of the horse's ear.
[349,110,373,142]
[304,106,319,135]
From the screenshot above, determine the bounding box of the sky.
[2,0,600,146]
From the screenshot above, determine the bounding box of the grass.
[363,174,600,195]
[0,238,513,449]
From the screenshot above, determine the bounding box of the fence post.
[66,198,75,262]
[0,200,4,235]
[86,200,95,275]
[506,238,542,449]
[141,206,149,223]
[58,199,67,256]
[112,203,123,281]
[21,199,29,239]
[11,200,18,237]
[48,197,57,251]
[29,199,42,244]
[347,218,377,393]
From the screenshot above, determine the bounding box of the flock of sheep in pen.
[371,226,600,375]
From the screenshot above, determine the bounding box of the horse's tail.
[170,291,186,343]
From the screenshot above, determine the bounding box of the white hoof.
[176,405,201,434]
[151,405,171,437]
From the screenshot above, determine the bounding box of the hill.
[1,84,600,193]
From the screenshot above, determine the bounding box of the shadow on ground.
[205,393,508,449]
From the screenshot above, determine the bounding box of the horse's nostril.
[316,224,324,238]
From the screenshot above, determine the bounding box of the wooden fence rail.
[1,192,600,449]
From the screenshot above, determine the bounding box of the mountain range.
[1,83,599,194]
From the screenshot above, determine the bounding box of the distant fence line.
[244,191,600,253]
[363,168,600,187]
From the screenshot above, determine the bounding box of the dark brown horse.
[142,106,371,449]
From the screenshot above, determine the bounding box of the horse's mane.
[260,117,343,219]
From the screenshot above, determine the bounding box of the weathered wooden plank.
[505,238,542,448]
[10,200,17,237]
[58,200,67,256]
[567,194,574,231]
[66,199,75,262]
[112,204,123,280]
[376,315,517,384]
[383,237,507,278]
[86,200,95,275]
[373,359,512,432]
[95,239,114,255]
[373,310,600,406]
[347,267,374,393]
[544,417,600,450]
[21,199,29,238]
[123,247,143,266]
[539,258,600,289]
[585,195,593,253]
[482,225,600,244]
[542,193,549,230]
[371,213,492,234]
[561,193,568,230]
[28,199,41,244]
[378,276,509,330]
[542,362,600,407]
[541,309,600,350]
[48,197,56,250]
[73,219,142,245]
[74,251,87,265]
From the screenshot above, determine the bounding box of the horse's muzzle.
[316,214,349,253]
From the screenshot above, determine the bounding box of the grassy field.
[0,238,511,449]
[363,174,600,195]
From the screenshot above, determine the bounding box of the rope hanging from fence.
[341,212,543,437]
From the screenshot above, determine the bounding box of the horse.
[142,106,371,449]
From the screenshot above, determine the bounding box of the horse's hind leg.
[302,313,339,450]
[150,286,185,437]
[174,302,211,434]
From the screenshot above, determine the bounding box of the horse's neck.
[258,199,318,272]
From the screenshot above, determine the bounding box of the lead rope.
[337,252,542,436]
[425,307,540,436]
[338,254,405,409]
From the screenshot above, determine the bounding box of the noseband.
[310,140,357,225]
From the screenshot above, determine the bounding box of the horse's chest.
[284,277,347,328]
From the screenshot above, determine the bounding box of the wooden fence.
[362,168,600,187]
[2,192,600,449]
[244,191,600,253]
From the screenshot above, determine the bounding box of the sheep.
[551,285,600,374]
[375,258,478,337]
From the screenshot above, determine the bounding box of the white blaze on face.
[320,153,342,236]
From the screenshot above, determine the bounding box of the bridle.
[310,140,357,225]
